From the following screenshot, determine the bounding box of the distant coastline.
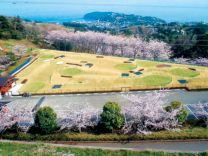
[0,0,208,23]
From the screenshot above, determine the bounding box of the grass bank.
[0,142,207,156]
[0,128,207,142]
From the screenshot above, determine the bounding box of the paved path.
[70,141,208,153]
[0,140,208,153]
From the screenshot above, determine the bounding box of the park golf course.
[16,49,208,94]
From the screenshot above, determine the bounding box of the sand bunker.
[43,59,50,62]
[56,61,64,65]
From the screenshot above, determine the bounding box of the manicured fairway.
[16,49,208,94]
[61,68,83,76]
[115,63,137,70]
[135,75,172,86]
[170,68,200,77]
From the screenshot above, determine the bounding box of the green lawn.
[170,68,200,77]
[137,60,159,67]
[40,54,54,59]
[61,68,83,76]
[0,142,206,156]
[114,63,137,70]
[135,75,172,86]
[21,82,45,92]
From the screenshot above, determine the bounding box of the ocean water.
[0,0,208,23]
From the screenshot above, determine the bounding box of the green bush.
[100,102,124,132]
[34,106,58,134]
[7,52,17,62]
[164,105,172,112]
[178,108,188,123]
[165,101,188,124]
[171,101,182,109]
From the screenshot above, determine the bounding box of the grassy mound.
[115,63,137,70]
[61,68,82,76]
[170,68,200,77]
[40,54,54,59]
[23,82,45,92]
[137,60,159,67]
[136,75,172,86]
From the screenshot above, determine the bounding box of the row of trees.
[45,30,172,60]
[174,57,208,66]
[0,16,25,39]
[1,15,207,60]
[0,91,194,134]
[150,23,208,58]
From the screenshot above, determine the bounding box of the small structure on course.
[52,84,62,89]
[178,79,188,84]
[134,72,143,76]
[0,76,15,95]
[121,73,129,77]
[85,63,93,68]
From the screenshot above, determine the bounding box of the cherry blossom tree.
[189,103,208,127]
[45,30,172,60]
[143,40,171,60]
[122,91,181,134]
[195,58,208,66]
[58,104,100,132]
[174,57,208,66]
[0,106,34,133]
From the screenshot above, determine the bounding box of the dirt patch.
[21,79,27,84]
[66,62,82,66]
[96,56,104,58]
[124,61,132,63]
[80,61,88,63]
[61,75,73,78]
[189,68,196,71]
[138,68,144,71]
[156,64,172,68]
[54,55,65,59]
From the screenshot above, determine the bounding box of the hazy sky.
[1,0,208,6]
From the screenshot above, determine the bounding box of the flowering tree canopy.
[122,91,181,134]
[0,106,34,133]
[45,30,172,60]
[189,103,208,127]
[58,104,100,132]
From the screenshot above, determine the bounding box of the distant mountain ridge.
[84,12,166,26]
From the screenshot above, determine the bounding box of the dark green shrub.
[164,105,172,112]
[8,52,17,62]
[99,102,124,132]
[34,106,58,134]
[171,101,182,109]
[178,108,188,123]
[166,101,188,124]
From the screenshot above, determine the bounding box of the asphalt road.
[70,141,208,153]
